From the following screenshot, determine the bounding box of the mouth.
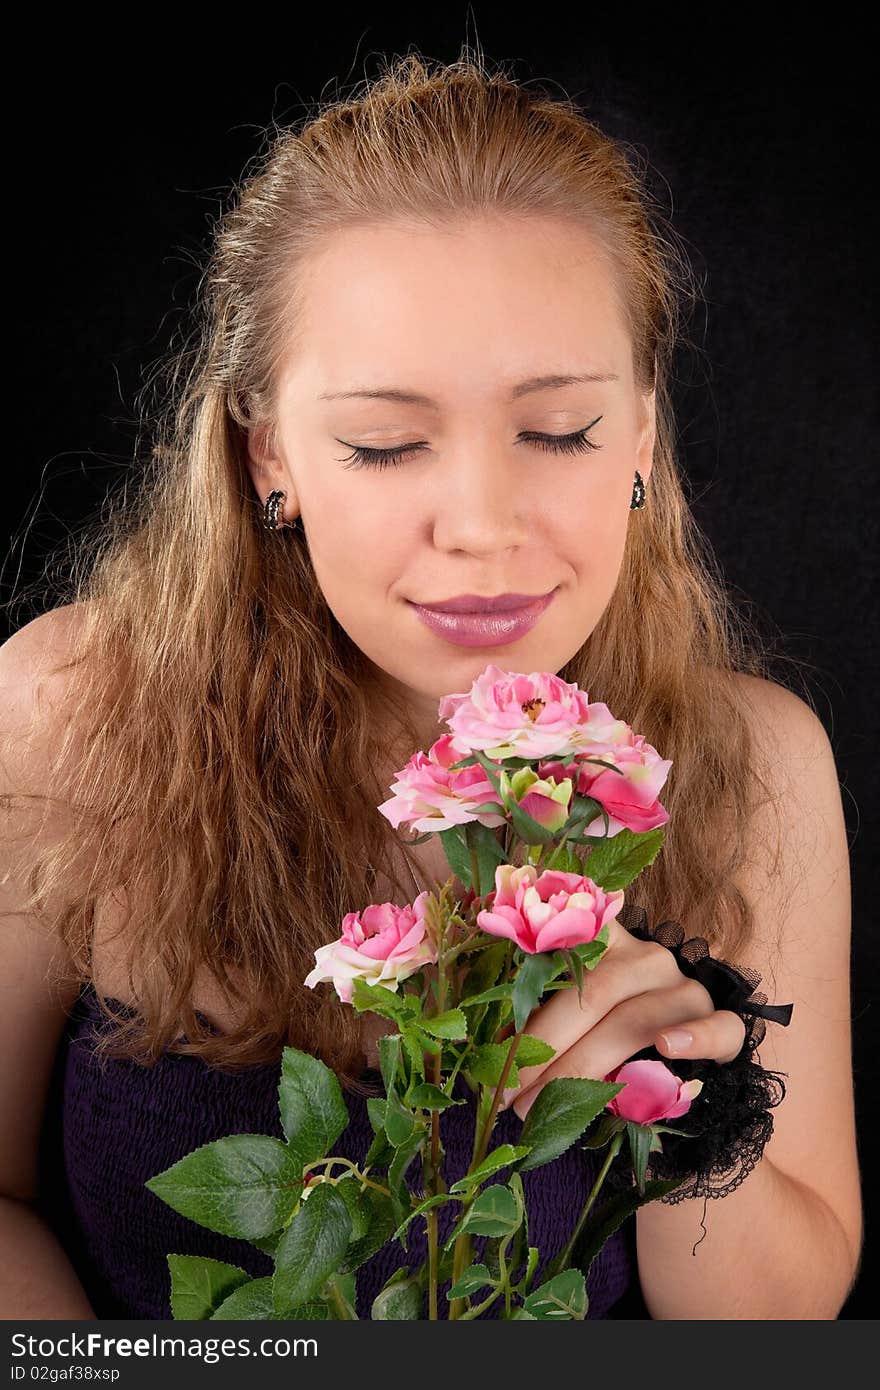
[407,588,558,648]
[412,590,557,614]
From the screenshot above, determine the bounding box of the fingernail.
[500,1087,518,1109]
[659,1028,693,1055]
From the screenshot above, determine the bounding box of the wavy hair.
[2,47,810,1089]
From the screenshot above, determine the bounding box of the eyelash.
[335,416,604,471]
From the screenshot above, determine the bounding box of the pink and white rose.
[304,891,439,1003]
[437,665,597,761]
[476,863,625,955]
[377,733,506,833]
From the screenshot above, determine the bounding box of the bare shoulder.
[0,601,92,705]
[731,670,836,793]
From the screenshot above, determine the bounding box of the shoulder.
[0,602,91,707]
[731,669,826,741]
[730,671,838,813]
[0,602,97,899]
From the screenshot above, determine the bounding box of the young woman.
[0,50,861,1319]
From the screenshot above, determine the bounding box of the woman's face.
[247,214,655,746]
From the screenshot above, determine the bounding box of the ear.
[636,387,656,486]
[245,423,300,521]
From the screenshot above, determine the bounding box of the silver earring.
[630,469,647,510]
[262,489,302,532]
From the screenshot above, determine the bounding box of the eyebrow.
[317,371,619,407]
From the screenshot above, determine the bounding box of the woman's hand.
[497,917,746,1120]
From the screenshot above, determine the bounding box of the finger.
[509,978,714,1120]
[500,937,685,1099]
[655,1008,747,1064]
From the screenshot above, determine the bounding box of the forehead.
[280,216,631,403]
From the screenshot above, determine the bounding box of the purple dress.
[37,984,642,1320]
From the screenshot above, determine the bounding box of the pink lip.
[414,590,554,614]
[408,588,557,647]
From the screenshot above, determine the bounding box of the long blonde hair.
[2,48,810,1089]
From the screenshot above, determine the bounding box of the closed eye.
[335,416,604,471]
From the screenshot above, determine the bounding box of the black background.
[7,15,876,1318]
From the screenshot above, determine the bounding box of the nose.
[429,442,531,554]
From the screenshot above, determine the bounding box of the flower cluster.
[148,664,721,1322]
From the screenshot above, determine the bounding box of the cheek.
[303,480,408,618]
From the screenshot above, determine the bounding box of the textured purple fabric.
[47,984,635,1320]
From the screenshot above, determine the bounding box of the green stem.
[448,1021,526,1319]
[457,1235,513,1320]
[327,1278,357,1319]
[542,1131,624,1282]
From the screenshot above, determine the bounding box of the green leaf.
[459,938,509,1002]
[448,1144,532,1193]
[507,1173,530,1284]
[371,1273,424,1320]
[419,1008,468,1040]
[465,1033,552,1089]
[384,1085,416,1147]
[272,1182,352,1314]
[406,1082,462,1111]
[571,923,611,972]
[516,1078,623,1172]
[387,1127,428,1240]
[400,1029,426,1087]
[167,1255,251,1320]
[579,826,666,892]
[333,1176,374,1241]
[379,1033,403,1097]
[465,1042,515,1089]
[626,1121,653,1194]
[278,1047,349,1168]
[459,982,516,1009]
[522,1268,587,1320]
[570,1176,687,1277]
[580,1111,627,1149]
[542,843,583,874]
[210,1276,278,1320]
[144,1134,304,1239]
[437,825,472,885]
[339,1186,398,1274]
[511,951,558,1033]
[390,1191,457,1243]
[364,1120,395,1169]
[467,820,510,897]
[410,1027,444,1056]
[365,1096,386,1134]
[443,1184,520,1248]
[249,1231,283,1257]
[350,976,413,1022]
[508,1033,557,1067]
[447,1263,496,1299]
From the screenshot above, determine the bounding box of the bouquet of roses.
[145,664,788,1320]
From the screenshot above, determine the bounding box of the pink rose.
[476,863,625,954]
[438,664,595,761]
[304,891,439,1003]
[604,1059,703,1125]
[538,735,671,837]
[377,733,506,833]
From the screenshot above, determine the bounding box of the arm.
[0,1198,96,1318]
[0,607,99,1317]
[635,677,862,1318]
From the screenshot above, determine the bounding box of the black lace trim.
[605,903,794,1204]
